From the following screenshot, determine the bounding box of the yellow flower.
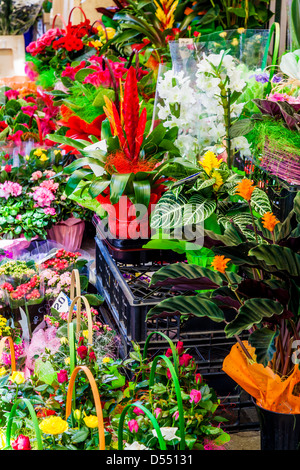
[25,155,30,161]
[235,178,256,201]
[82,330,89,339]
[39,416,69,435]
[102,357,111,364]
[199,151,221,175]
[74,409,81,421]
[219,31,227,38]
[237,27,245,34]
[261,212,280,232]
[210,255,231,274]
[39,153,49,162]
[0,431,5,449]
[0,367,7,376]
[64,357,70,365]
[231,38,239,46]
[154,0,178,30]
[54,150,61,155]
[83,415,98,428]
[211,170,223,191]
[34,148,46,157]
[60,337,68,345]
[90,39,103,49]
[9,371,25,385]
[98,26,116,41]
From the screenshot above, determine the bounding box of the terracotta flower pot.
[47,217,85,251]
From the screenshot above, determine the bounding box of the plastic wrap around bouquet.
[152,30,271,164]
[0,0,44,35]
[223,341,300,414]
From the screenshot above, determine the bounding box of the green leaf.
[88,179,111,198]
[183,194,216,226]
[65,169,93,196]
[147,294,225,322]
[250,187,272,215]
[63,157,105,175]
[249,244,300,277]
[229,118,254,138]
[74,68,95,82]
[248,328,279,366]
[150,262,224,289]
[150,191,188,230]
[224,298,284,337]
[133,179,151,208]
[109,173,131,205]
[71,427,90,443]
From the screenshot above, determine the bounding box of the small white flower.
[152,427,181,442]
[124,441,150,450]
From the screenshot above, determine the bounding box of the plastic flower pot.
[46,217,85,251]
[254,399,300,450]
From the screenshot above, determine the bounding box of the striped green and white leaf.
[182,194,216,226]
[150,191,188,230]
[250,188,272,215]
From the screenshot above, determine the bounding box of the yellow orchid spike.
[103,95,117,136]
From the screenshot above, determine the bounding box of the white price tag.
[84,139,107,152]
[52,292,73,313]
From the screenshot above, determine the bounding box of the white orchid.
[280,50,300,80]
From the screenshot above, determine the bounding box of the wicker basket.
[260,138,300,185]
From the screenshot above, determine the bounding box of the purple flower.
[272,74,282,84]
[254,72,269,84]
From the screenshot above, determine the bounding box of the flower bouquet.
[0,0,43,35]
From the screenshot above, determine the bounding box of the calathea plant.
[146,183,300,377]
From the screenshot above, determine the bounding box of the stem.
[248,202,258,243]
[24,302,32,339]
[234,334,254,360]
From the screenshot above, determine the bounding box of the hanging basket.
[260,137,300,185]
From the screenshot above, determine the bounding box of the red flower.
[179,354,193,368]
[77,345,88,360]
[11,435,31,450]
[36,408,56,418]
[89,350,96,362]
[57,369,68,383]
[195,373,202,384]
[0,121,8,132]
[176,341,184,355]
[4,164,12,173]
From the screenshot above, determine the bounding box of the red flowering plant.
[25,12,99,75]
[0,84,60,148]
[50,66,179,238]
[108,340,230,450]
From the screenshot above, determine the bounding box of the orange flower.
[210,255,231,274]
[261,211,279,232]
[235,178,256,201]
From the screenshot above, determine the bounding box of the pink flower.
[43,170,56,178]
[16,214,22,220]
[172,410,179,421]
[167,368,172,380]
[11,434,31,450]
[21,105,37,116]
[0,181,22,199]
[4,164,12,173]
[57,369,68,383]
[32,187,55,207]
[133,407,145,416]
[128,419,139,433]
[5,89,19,100]
[189,389,202,404]
[31,171,43,181]
[40,179,59,193]
[204,438,225,450]
[7,130,23,144]
[154,408,162,418]
[43,207,56,216]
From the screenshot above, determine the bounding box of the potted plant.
[146,179,300,450]
[50,65,180,242]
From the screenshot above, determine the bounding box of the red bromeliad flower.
[103,66,148,165]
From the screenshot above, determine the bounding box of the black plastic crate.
[93,215,185,264]
[95,236,221,343]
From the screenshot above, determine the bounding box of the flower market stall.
[0,0,300,455]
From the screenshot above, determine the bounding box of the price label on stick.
[52,292,76,314]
